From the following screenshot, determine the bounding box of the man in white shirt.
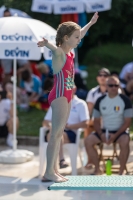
[0,89,19,147]
[42,86,90,169]
[85,68,110,139]
[85,76,132,175]
[86,68,110,118]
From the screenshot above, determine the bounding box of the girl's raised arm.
[80,12,99,39]
[37,37,58,52]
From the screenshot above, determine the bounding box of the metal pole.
[13,59,17,151]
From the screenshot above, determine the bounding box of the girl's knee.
[51,130,63,140]
[85,135,94,146]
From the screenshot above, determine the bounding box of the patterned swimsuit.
[48,52,74,105]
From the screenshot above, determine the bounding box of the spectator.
[42,86,89,171]
[0,59,31,88]
[74,72,88,100]
[37,61,53,88]
[110,71,131,99]
[20,70,42,104]
[3,8,11,17]
[38,77,53,103]
[119,62,133,100]
[122,80,133,100]
[119,62,133,85]
[85,68,110,136]
[111,71,120,78]
[5,70,42,109]
[0,87,19,147]
[84,76,132,175]
[30,61,41,79]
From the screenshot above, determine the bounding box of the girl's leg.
[54,101,71,181]
[44,97,70,182]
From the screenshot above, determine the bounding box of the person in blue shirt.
[20,69,42,103]
[37,61,53,88]
[38,77,53,103]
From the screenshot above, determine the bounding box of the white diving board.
[48,176,133,191]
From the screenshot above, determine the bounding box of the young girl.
[37,12,99,183]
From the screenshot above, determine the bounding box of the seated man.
[86,68,111,137]
[42,86,89,170]
[0,87,19,147]
[85,76,132,175]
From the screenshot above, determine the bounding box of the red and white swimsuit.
[48,52,74,105]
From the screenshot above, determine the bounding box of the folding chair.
[98,142,128,173]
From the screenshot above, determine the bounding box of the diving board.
[48,176,133,191]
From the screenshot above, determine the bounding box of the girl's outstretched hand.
[90,12,99,25]
[37,37,48,47]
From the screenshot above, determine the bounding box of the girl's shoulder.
[53,46,64,57]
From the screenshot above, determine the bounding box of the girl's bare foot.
[44,173,66,183]
[41,177,53,182]
[55,170,68,181]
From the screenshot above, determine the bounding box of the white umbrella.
[31,0,112,14]
[0,5,31,18]
[0,17,56,60]
[0,16,56,164]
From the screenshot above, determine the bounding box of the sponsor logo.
[5,47,29,58]
[2,34,32,41]
[60,6,77,12]
[38,5,48,10]
[91,4,104,10]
